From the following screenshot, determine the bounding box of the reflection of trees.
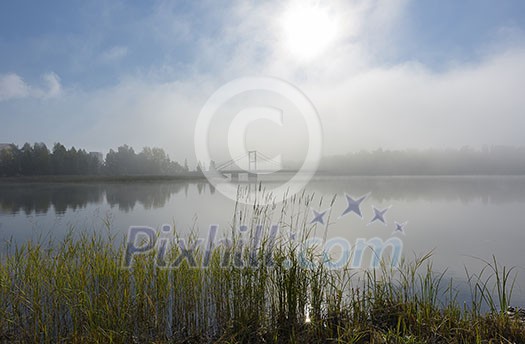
[0,182,190,215]
[0,184,104,215]
[2,177,525,216]
[104,183,186,212]
[194,182,217,195]
[52,185,105,214]
[196,182,205,195]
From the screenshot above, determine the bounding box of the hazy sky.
[1,0,525,163]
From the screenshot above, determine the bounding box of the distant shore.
[2,172,525,184]
[0,174,207,184]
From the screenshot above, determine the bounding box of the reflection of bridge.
[214,151,283,182]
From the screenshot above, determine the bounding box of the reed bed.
[0,187,524,343]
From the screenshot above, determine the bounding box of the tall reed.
[0,187,523,343]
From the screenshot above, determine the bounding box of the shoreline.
[0,174,208,184]
[1,173,525,184]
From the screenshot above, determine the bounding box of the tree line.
[320,146,525,175]
[0,142,190,177]
[3,143,525,177]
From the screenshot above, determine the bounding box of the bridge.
[213,151,284,182]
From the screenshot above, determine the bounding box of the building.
[0,143,13,152]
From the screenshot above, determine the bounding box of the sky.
[1,0,525,164]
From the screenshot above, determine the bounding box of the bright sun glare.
[281,4,338,60]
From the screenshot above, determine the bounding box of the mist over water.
[2,176,525,304]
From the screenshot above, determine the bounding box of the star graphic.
[393,221,408,235]
[340,193,369,218]
[310,208,328,225]
[368,206,390,225]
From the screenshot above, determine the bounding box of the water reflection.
[105,183,183,212]
[1,177,525,216]
[0,182,215,215]
[1,177,524,308]
[0,184,104,215]
[309,176,525,204]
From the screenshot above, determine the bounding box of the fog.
[1,0,525,166]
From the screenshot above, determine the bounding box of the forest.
[2,142,525,177]
[0,142,188,177]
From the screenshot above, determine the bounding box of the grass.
[0,188,524,343]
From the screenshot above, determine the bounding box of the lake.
[1,175,525,305]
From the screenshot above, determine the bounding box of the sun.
[281,3,338,61]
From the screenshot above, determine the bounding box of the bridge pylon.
[248,150,257,172]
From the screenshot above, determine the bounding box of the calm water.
[1,176,525,304]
